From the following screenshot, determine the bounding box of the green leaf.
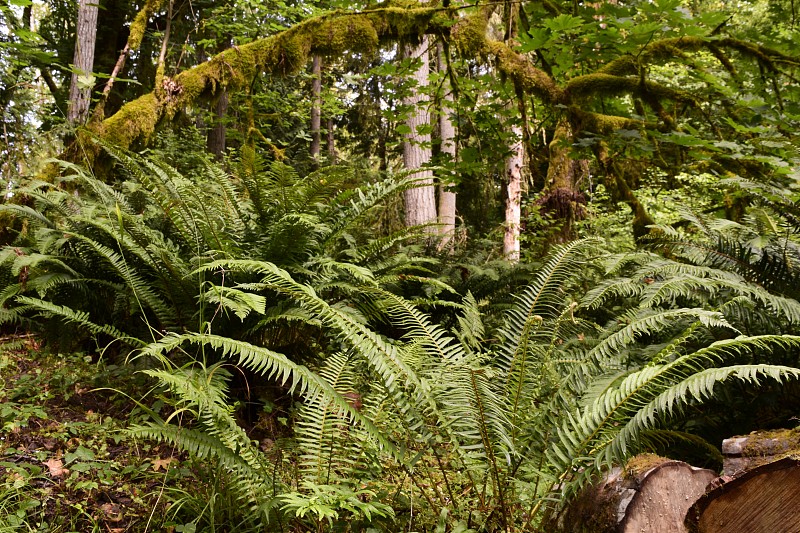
[545,14,584,33]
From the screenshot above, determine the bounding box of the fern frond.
[295,352,362,482]
[136,332,399,458]
[14,296,146,347]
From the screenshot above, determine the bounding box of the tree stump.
[554,454,717,533]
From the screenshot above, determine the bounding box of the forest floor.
[0,335,197,532]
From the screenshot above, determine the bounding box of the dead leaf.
[151,456,177,471]
[100,502,123,522]
[44,458,69,477]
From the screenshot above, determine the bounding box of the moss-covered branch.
[84,3,451,157]
[77,2,798,171]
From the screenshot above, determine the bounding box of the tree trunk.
[537,119,588,243]
[402,36,437,229]
[206,89,228,159]
[67,0,99,124]
[553,455,717,533]
[327,117,337,165]
[310,55,322,168]
[504,119,523,261]
[437,42,456,248]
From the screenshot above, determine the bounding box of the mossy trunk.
[536,120,587,244]
[70,4,451,171]
[597,142,656,241]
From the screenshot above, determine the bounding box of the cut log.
[686,457,800,533]
[720,427,800,476]
[554,454,717,533]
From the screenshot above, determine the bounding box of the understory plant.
[129,237,800,531]
[0,143,434,354]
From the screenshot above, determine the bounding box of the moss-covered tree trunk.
[596,142,655,240]
[537,119,588,244]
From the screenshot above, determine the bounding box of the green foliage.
[0,145,429,353]
[130,236,800,531]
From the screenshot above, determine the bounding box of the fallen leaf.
[44,458,69,477]
[151,456,177,471]
[100,502,123,522]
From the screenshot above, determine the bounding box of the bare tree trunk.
[504,119,523,261]
[206,90,228,159]
[402,36,437,229]
[310,55,322,168]
[326,117,337,165]
[67,0,98,124]
[437,42,457,249]
[155,0,174,83]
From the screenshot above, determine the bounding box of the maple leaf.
[151,456,177,471]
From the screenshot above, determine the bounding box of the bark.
[310,55,322,167]
[437,42,456,248]
[720,427,800,477]
[553,455,717,533]
[402,36,437,229]
[503,119,523,261]
[687,457,800,533]
[67,0,99,124]
[206,89,228,159]
[327,117,337,165]
[94,44,130,120]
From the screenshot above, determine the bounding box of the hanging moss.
[491,42,563,103]
[598,55,639,77]
[306,16,380,57]
[572,109,645,135]
[449,8,563,104]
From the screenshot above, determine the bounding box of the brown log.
[685,428,800,533]
[554,454,717,533]
[686,457,800,533]
[720,427,800,476]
